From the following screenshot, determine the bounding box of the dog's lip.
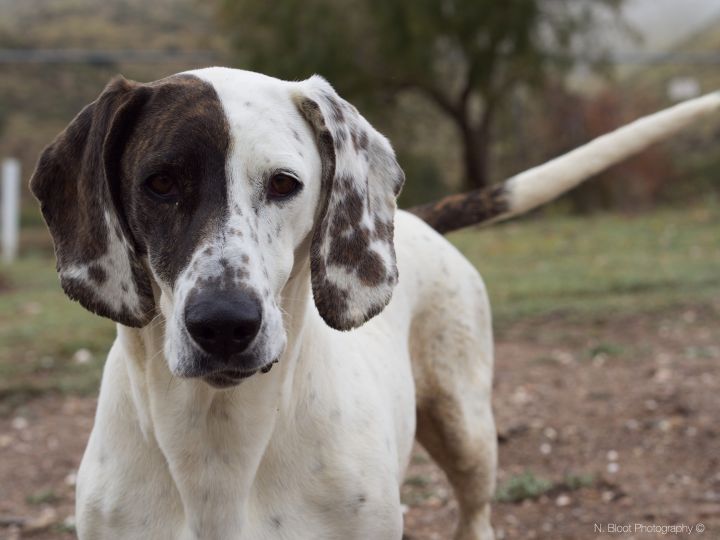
[202,360,278,388]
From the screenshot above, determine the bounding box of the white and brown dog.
[30,67,719,540]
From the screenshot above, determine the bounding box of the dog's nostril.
[197,326,216,341]
[233,326,252,341]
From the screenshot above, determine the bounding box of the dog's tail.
[409,92,720,234]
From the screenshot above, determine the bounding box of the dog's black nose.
[185,290,262,358]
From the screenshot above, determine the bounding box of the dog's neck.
[117,265,314,538]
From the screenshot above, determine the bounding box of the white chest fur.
[76,296,416,540]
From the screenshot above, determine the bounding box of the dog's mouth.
[202,360,279,389]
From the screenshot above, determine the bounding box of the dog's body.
[30,65,719,540]
[77,210,494,540]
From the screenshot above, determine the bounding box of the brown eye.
[145,175,178,201]
[268,173,301,199]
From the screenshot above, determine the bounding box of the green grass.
[26,488,61,505]
[0,254,115,410]
[0,203,718,408]
[449,203,720,327]
[495,471,553,503]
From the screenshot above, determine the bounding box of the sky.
[611,0,720,52]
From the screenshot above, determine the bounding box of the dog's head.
[30,68,403,387]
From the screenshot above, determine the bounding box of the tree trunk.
[419,85,494,192]
[459,123,488,190]
[457,110,492,191]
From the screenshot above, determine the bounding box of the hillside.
[0,0,226,203]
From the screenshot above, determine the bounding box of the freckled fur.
[38,68,497,540]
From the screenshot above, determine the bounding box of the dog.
[30,67,719,539]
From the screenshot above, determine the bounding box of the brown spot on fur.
[351,128,369,152]
[373,217,393,242]
[409,184,509,234]
[357,250,385,286]
[235,267,249,280]
[323,92,345,123]
[87,263,107,284]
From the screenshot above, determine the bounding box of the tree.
[216,0,625,191]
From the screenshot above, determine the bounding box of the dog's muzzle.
[184,288,272,386]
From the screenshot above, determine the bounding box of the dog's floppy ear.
[30,76,155,327]
[293,76,405,331]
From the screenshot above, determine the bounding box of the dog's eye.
[268,173,301,200]
[145,175,178,201]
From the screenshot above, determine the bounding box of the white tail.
[411,91,720,233]
[502,91,720,221]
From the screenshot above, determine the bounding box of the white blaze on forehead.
[185,68,314,190]
[182,67,321,275]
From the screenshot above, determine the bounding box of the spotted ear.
[293,76,405,331]
[30,76,155,327]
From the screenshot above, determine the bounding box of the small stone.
[607,450,619,462]
[653,368,672,383]
[63,515,76,529]
[11,417,28,430]
[40,356,55,369]
[556,494,571,507]
[607,462,620,474]
[24,507,57,533]
[73,348,93,365]
[64,471,77,487]
[540,443,552,455]
[511,387,531,406]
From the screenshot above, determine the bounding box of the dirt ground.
[1,305,718,540]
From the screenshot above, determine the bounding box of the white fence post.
[2,158,20,264]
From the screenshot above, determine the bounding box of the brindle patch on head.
[120,74,232,288]
[30,73,233,327]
